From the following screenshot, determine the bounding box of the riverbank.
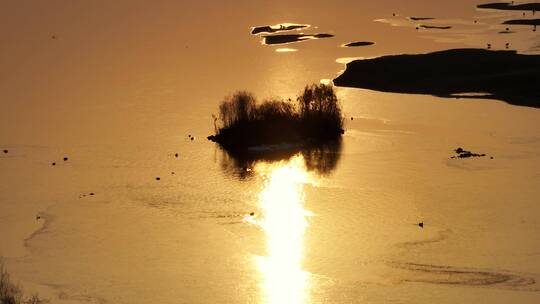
[334,48,540,108]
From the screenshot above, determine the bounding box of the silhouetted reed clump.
[1,260,46,304]
[208,84,344,150]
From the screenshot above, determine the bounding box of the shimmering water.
[1,1,540,303]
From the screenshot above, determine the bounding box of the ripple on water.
[397,229,452,248]
[390,262,539,291]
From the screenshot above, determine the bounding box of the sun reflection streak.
[250,155,315,304]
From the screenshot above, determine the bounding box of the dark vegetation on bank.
[1,261,46,304]
[208,84,344,151]
[333,48,540,108]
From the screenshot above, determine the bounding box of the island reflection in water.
[217,139,342,179]
[251,155,313,304]
[217,142,341,303]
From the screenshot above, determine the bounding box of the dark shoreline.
[503,19,540,26]
[333,48,540,108]
[477,2,540,12]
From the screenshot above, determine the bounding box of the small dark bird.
[89,192,95,196]
[418,222,424,228]
[63,157,68,161]
[171,172,175,175]
[51,35,57,39]
[249,212,255,216]
[174,153,179,157]
[487,43,491,49]
[506,27,510,31]
[474,20,478,23]
[36,215,41,220]
[52,162,56,166]
[351,117,354,121]
[392,13,396,17]
[191,137,194,141]
[490,156,494,159]
[3,149,7,153]
[505,43,509,49]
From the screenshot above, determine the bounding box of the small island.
[408,17,435,21]
[208,84,344,151]
[343,41,375,47]
[262,33,334,45]
[251,23,310,35]
[418,24,452,30]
